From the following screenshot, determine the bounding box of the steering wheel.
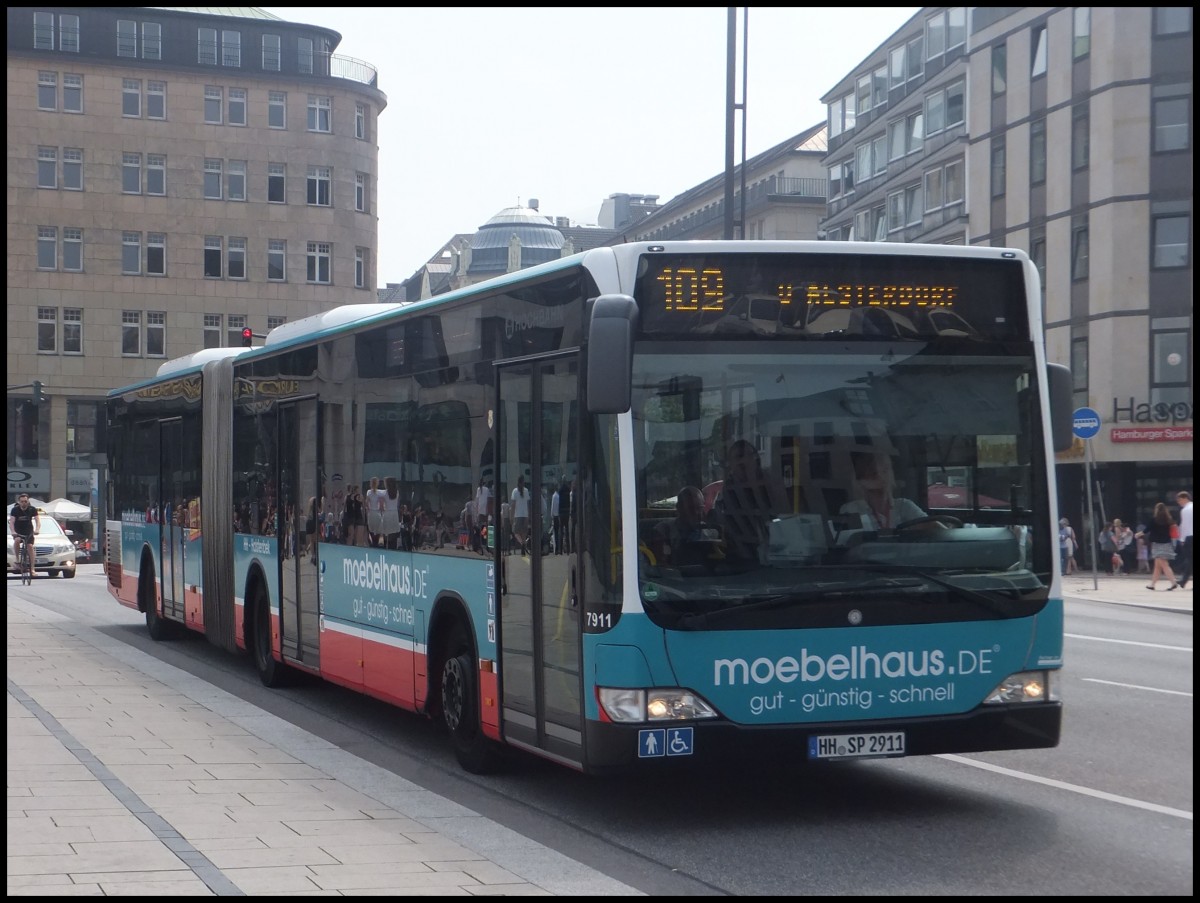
[895,514,963,530]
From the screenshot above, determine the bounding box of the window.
[122,79,141,117]
[1154,8,1192,35]
[228,238,246,279]
[307,241,331,284]
[147,80,165,119]
[204,314,222,349]
[268,91,286,128]
[228,160,246,201]
[944,159,963,206]
[905,35,923,81]
[1153,214,1190,268]
[1031,25,1047,78]
[1030,119,1047,185]
[268,239,286,281]
[229,87,246,126]
[855,142,872,183]
[924,167,943,211]
[267,315,287,331]
[122,232,141,274]
[146,154,165,195]
[871,135,887,176]
[63,308,82,355]
[308,95,331,132]
[991,138,1006,198]
[117,19,136,56]
[263,34,281,71]
[38,71,57,110]
[147,233,166,276]
[355,247,368,288]
[38,307,57,353]
[63,148,82,190]
[143,22,161,60]
[1150,321,1191,407]
[889,44,906,90]
[60,14,80,52]
[204,86,222,124]
[147,312,166,358]
[887,190,904,233]
[198,27,217,65]
[1153,91,1190,152]
[122,152,141,194]
[227,314,247,349]
[1072,103,1090,169]
[63,228,82,271]
[204,236,223,278]
[872,204,886,241]
[222,30,241,67]
[1071,219,1089,281]
[34,12,55,50]
[37,147,57,189]
[298,37,314,74]
[856,74,872,116]
[307,166,332,206]
[268,163,286,203]
[993,44,1007,95]
[872,65,888,108]
[34,13,78,52]
[356,103,368,140]
[926,7,966,60]
[59,73,83,113]
[828,159,853,200]
[37,226,57,269]
[888,111,923,160]
[122,311,142,356]
[1030,238,1047,304]
[827,93,853,139]
[356,172,368,212]
[204,159,222,199]
[1073,8,1090,59]
[854,210,870,241]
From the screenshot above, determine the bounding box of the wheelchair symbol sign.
[666,727,694,756]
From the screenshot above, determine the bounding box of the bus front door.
[278,398,322,669]
[497,356,583,767]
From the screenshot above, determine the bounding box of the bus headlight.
[597,687,719,723]
[982,670,1055,704]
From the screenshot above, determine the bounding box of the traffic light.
[31,380,45,406]
[241,327,254,347]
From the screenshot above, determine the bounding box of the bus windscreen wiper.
[854,564,1018,617]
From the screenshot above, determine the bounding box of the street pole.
[1084,437,1098,589]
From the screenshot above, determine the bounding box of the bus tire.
[440,624,503,774]
[249,582,287,688]
[143,577,172,641]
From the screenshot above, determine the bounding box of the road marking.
[1082,677,1191,697]
[1065,632,1192,652]
[937,754,1193,821]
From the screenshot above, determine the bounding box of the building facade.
[7,6,385,540]
[818,7,1193,544]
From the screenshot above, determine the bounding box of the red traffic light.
[241,327,254,347]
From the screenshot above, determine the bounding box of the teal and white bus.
[105,240,1074,774]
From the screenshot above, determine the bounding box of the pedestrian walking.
[1058,518,1078,576]
[1137,503,1180,591]
[1176,490,1193,589]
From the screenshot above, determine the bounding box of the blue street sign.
[1072,407,1101,440]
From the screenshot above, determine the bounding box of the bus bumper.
[581,702,1062,774]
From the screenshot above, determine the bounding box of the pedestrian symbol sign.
[638,727,694,758]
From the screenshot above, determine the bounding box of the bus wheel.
[250,584,287,687]
[141,571,172,643]
[440,624,503,774]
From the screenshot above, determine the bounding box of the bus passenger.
[656,486,718,569]
[713,440,788,565]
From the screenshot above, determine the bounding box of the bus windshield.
[632,343,1051,627]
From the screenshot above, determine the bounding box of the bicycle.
[14,534,34,585]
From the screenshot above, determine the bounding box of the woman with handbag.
[1137,504,1180,591]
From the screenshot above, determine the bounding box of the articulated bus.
[105,240,1074,774]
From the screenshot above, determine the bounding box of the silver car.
[7,516,78,578]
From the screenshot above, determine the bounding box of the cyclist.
[9,493,41,578]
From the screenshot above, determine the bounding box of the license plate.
[808,731,906,760]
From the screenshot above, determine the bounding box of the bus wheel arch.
[245,568,287,687]
[428,595,503,774]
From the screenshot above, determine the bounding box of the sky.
[265,7,921,287]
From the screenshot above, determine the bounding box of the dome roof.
[467,203,566,275]
[470,205,565,251]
